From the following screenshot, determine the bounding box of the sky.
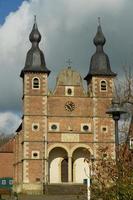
[0,0,133,134]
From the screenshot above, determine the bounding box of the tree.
[86,146,133,200]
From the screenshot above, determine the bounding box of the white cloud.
[0,0,131,134]
[0,112,21,134]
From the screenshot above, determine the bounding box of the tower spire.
[20,16,51,77]
[84,20,116,81]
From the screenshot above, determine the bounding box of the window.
[32,77,40,89]
[83,125,89,131]
[2,180,6,185]
[32,151,40,159]
[36,178,41,182]
[81,124,91,133]
[129,138,133,150]
[65,86,74,96]
[49,123,59,132]
[9,180,13,185]
[101,126,108,133]
[32,123,39,131]
[51,124,57,130]
[100,80,107,91]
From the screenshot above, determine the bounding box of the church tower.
[13,19,116,196]
[20,17,50,193]
[84,20,116,158]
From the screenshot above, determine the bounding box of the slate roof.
[84,23,116,80]
[20,17,50,77]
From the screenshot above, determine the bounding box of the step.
[17,194,87,200]
[44,183,87,196]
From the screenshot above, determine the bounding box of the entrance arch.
[49,147,68,183]
[72,147,90,183]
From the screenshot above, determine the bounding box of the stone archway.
[72,147,90,183]
[49,147,68,183]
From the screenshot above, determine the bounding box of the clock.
[65,101,75,112]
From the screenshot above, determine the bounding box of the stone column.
[68,156,72,182]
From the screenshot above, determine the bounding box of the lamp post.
[106,99,126,198]
[106,99,126,163]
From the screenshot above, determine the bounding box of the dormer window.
[32,77,40,89]
[100,80,107,91]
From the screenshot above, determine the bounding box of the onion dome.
[20,16,50,77]
[84,19,116,81]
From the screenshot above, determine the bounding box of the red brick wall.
[0,153,14,178]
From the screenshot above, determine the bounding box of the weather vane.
[66,58,72,67]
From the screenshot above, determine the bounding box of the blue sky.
[0,0,24,24]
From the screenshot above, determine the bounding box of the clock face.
[65,101,75,112]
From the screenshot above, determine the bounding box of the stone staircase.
[16,184,88,200]
[43,183,87,200]
[44,183,87,196]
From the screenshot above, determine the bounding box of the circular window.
[33,125,38,130]
[102,127,107,132]
[67,88,72,95]
[51,124,57,130]
[33,153,38,157]
[83,125,89,131]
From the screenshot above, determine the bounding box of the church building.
[13,19,116,194]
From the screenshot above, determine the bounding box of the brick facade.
[13,66,115,194]
[12,21,116,194]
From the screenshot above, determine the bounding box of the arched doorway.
[49,147,68,183]
[61,158,68,182]
[72,147,90,183]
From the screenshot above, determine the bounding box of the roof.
[84,24,116,80]
[0,139,13,153]
[16,123,22,132]
[20,18,50,77]
[56,66,83,86]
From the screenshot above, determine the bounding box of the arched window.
[100,80,107,91]
[32,77,40,89]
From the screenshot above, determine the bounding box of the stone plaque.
[61,134,79,142]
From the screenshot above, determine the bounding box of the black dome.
[84,23,116,80]
[20,17,50,77]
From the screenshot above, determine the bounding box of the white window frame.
[31,151,40,159]
[49,123,60,132]
[65,86,74,96]
[9,180,13,185]
[2,180,6,185]
[100,80,107,92]
[81,123,91,132]
[32,77,40,89]
[32,123,40,131]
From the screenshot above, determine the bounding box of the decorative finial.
[29,15,41,44]
[66,58,72,67]
[98,17,101,26]
[34,15,36,24]
[93,18,106,47]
